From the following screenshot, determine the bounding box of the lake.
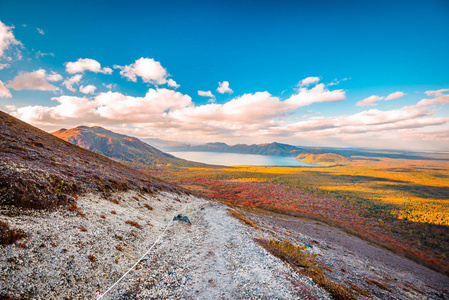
[168,151,319,167]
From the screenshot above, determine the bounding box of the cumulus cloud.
[95,89,192,122]
[0,80,12,98]
[425,88,449,97]
[46,71,63,82]
[385,91,405,101]
[66,58,113,74]
[282,105,446,137]
[198,90,215,98]
[8,80,447,148]
[167,79,180,88]
[417,89,449,107]
[356,95,384,107]
[286,83,345,107]
[0,21,22,59]
[217,81,233,94]
[298,76,320,87]
[9,81,347,137]
[172,92,285,126]
[357,91,406,106]
[0,63,10,70]
[12,88,193,128]
[79,85,96,94]
[62,74,82,92]
[7,69,59,91]
[114,58,168,84]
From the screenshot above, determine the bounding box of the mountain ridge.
[53,126,210,169]
[157,140,322,157]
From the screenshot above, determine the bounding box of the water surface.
[168,151,318,167]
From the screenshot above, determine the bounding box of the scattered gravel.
[3,191,446,299]
[0,192,329,299]
[242,208,449,300]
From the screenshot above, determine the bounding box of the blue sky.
[0,0,448,150]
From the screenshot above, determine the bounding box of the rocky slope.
[0,111,186,210]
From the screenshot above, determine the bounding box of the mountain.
[156,140,445,162]
[161,141,322,156]
[0,111,185,209]
[296,153,350,165]
[53,126,208,169]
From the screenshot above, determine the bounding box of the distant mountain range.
[145,139,444,162]
[147,140,323,157]
[53,126,208,169]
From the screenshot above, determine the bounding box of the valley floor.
[1,191,448,299]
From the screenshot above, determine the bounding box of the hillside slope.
[0,111,184,209]
[53,126,208,169]
[296,153,350,165]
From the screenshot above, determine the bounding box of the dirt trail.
[3,191,447,299]
[130,201,329,299]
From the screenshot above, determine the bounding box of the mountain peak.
[53,125,206,169]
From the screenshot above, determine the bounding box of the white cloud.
[95,88,192,122]
[172,92,284,125]
[8,81,448,149]
[37,28,45,35]
[167,79,180,88]
[0,21,22,59]
[356,95,384,107]
[79,85,96,94]
[217,81,233,94]
[103,83,117,90]
[385,91,405,101]
[357,91,406,106]
[282,105,446,136]
[65,58,113,74]
[425,88,449,97]
[62,74,82,92]
[46,71,63,82]
[417,89,449,107]
[35,51,54,58]
[0,80,12,98]
[0,63,10,70]
[285,83,345,107]
[7,69,59,91]
[198,90,215,98]
[328,77,350,86]
[298,76,320,87]
[12,88,193,129]
[114,58,168,85]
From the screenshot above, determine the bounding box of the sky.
[0,0,448,151]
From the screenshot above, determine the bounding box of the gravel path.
[130,201,329,299]
[1,192,329,299]
[5,190,445,299]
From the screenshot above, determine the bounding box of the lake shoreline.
[168,151,319,167]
